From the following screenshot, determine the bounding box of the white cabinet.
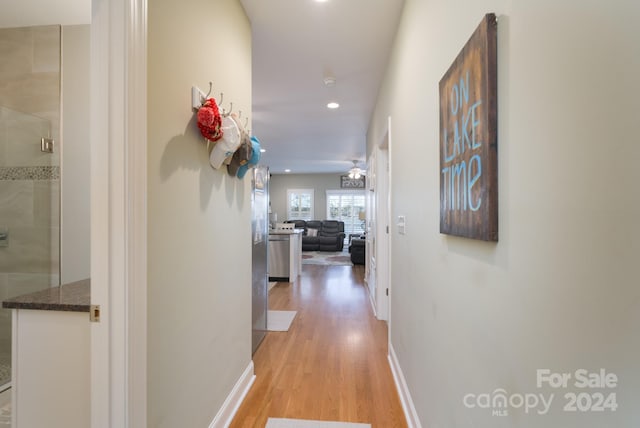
[11,309,90,428]
[2,279,90,428]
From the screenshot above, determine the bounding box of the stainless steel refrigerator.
[251,165,269,354]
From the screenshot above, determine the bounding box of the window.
[326,190,366,238]
[287,189,314,221]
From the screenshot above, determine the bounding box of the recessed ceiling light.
[327,102,340,109]
[260,148,266,153]
[284,169,291,173]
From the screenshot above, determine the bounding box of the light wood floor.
[230,263,407,428]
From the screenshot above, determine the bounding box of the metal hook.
[222,101,233,117]
[204,82,213,99]
[219,92,224,107]
[244,117,249,129]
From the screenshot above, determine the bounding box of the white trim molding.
[90,0,147,426]
[388,344,422,428]
[208,362,256,428]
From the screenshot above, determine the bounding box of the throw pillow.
[307,228,318,237]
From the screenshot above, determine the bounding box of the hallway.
[231,264,407,427]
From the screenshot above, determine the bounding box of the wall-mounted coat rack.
[191,81,257,178]
[191,82,250,131]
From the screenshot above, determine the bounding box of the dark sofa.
[349,237,365,265]
[285,220,346,251]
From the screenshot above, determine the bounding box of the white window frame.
[325,189,366,239]
[286,188,314,221]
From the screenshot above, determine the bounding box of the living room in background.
[326,190,366,241]
[286,188,314,221]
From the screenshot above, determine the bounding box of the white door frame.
[365,152,376,306]
[373,117,391,322]
[90,0,147,426]
[383,116,393,338]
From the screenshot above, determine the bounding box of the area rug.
[267,310,297,331]
[301,251,352,266]
[266,418,370,428]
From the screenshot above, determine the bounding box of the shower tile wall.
[0,26,61,144]
[0,25,61,385]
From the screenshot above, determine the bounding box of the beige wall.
[369,0,640,427]
[61,24,90,284]
[147,0,252,426]
[269,173,344,221]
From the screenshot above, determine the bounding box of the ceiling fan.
[347,160,365,179]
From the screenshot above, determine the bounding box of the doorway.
[367,117,391,322]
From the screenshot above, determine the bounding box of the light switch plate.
[397,215,406,235]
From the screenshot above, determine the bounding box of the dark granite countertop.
[2,278,90,312]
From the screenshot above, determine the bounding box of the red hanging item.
[197,98,223,142]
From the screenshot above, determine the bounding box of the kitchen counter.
[268,230,303,282]
[2,278,90,312]
[2,278,90,428]
[268,228,305,235]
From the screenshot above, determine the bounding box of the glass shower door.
[0,24,61,391]
[0,106,59,389]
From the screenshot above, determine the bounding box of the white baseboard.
[208,361,256,428]
[368,287,378,318]
[388,344,422,428]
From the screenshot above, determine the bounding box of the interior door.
[375,141,390,321]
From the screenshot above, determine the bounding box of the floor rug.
[267,310,297,331]
[266,419,370,428]
[301,251,352,266]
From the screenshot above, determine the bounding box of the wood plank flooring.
[230,263,407,428]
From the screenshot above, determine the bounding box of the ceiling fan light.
[347,160,364,179]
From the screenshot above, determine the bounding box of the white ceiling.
[240,0,405,174]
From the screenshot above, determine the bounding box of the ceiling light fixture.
[327,102,340,109]
[323,76,336,87]
[347,160,364,179]
[284,169,291,173]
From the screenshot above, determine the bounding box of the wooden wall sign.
[439,13,498,241]
[340,175,365,189]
